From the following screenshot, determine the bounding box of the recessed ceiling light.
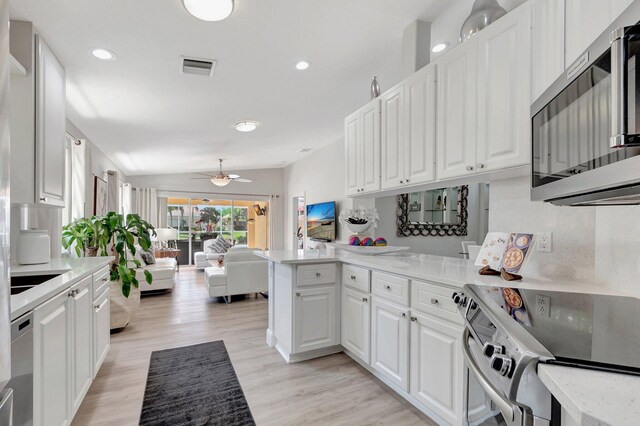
[431,42,449,53]
[91,48,116,61]
[235,121,258,132]
[183,0,234,22]
[295,61,310,70]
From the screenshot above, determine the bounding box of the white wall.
[283,137,374,250]
[375,184,485,257]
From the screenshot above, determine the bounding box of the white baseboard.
[275,343,343,364]
[266,328,276,347]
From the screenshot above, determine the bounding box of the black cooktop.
[469,284,640,376]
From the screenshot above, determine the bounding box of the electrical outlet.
[536,295,551,317]
[537,232,552,252]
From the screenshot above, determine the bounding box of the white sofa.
[194,239,247,269]
[205,249,267,302]
[131,246,177,292]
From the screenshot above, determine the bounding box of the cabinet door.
[380,85,405,190]
[531,0,565,101]
[370,297,409,391]
[565,0,613,66]
[404,64,436,186]
[93,289,110,377]
[34,290,71,426]
[35,35,65,207]
[345,111,360,196]
[476,3,531,171]
[436,39,478,180]
[341,286,370,363]
[294,286,336,353]
[71,277,93,415]
[410,311,463,425]
[360,100,381,193]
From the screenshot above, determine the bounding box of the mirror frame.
[396,185,469,237]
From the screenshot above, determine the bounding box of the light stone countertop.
[539,364,640,425]
[256,248,639,424]
[11,257,113,320]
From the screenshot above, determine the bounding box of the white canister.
[17,229,51,265]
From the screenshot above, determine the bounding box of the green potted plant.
[63,212,157,330]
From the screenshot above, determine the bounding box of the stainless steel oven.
[531,0,640,206]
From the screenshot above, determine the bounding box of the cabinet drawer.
[372,271,409,306]
[297,264,336,287]
[92,266,110,295]
[342,264,370,293]
[411,280,462,324]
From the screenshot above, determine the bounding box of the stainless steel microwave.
[531,1,640,206]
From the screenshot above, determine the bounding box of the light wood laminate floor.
[73,267,437,426]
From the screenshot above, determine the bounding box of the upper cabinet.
[10,22,66,207]
[381,64,437,191]
[345,100,381,196]
[531,0,565,101]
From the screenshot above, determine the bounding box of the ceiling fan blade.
[234,178,252,183]
[228,174,240,179]
[194,172,213,177]
[189,177,213,180]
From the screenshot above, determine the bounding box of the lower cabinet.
[71,277,93,416]
[93,288,110,376]
[410,310,463,425]
[341,286,370,363]
[370,297,410,392]
[33,289,71,426]
[293,286,337,353]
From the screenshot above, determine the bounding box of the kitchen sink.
[10,274,62,295]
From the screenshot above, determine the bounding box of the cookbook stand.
[479,265,523,282]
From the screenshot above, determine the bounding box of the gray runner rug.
[139,340,256,426]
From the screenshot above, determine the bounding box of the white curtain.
[268,194,282,251]
[106,170,120,214]
[121,183,132,217]
[131,187,158,227]
[71,139,85,220]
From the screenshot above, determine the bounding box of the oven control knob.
[490,354,514,377]
[452,292,467,307]
[482,342,504,358]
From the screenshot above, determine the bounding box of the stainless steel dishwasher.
[8,312,33,426]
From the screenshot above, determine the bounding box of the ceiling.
[10,0,451,176]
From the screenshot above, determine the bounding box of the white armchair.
[204,249,267,302]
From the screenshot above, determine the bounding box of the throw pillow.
[140,249,156,265]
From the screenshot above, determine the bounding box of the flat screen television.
[306,201,336,242]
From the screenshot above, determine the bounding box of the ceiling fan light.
[235,121,258,132]
[183,0,234,22]
[211,177,230,187]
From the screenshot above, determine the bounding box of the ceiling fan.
[191,159,252,187]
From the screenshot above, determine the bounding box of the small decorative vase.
[460,0,506,42]
[370,76,381,100]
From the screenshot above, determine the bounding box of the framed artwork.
[93,176,108,216]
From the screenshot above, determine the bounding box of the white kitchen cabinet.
[370,297,409,391]
[476,3,531,172]
[93,288,110,377]
[344,100,381,196]
[531,0,565,101]
[294,286,337,353]
[380,84,405,190]
[410,311,464,425]
[436,38,478,180]
[70,276,93,416]
[34,289,71,426]
[381,65,437,191]
[341,286,370,363]
[10,23,66,207]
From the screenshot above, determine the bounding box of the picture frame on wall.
[94,176,108,216]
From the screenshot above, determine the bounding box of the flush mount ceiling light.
[431,42,449,53]
[91,48,116,61]
[235,121,258,132]
[295,61,310,70]
[183,0,234,21]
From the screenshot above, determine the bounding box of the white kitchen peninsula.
[256,249,637,426]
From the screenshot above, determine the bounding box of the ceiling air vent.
[181,56,217,76]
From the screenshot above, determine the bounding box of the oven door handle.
[461,328,515,423]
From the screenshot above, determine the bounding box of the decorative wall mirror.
[396,186,468,237]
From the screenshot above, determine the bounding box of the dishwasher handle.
[11,312,34,342]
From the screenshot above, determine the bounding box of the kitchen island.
[256,249,638,426]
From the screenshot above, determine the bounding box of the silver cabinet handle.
[350,275,356,280]
[401,312,406,318]
[384,285,391,290]
[40,196,48,202]
[477,163,485,169]
[431,298,439,305]
[362,297,368,302]
[399,179,404,184]
[315,272,321,277]
[296,292,301,297]
[101,277,108,282]
[466,165,474,171]
[410,316,417,322]
[405,178,409,183]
